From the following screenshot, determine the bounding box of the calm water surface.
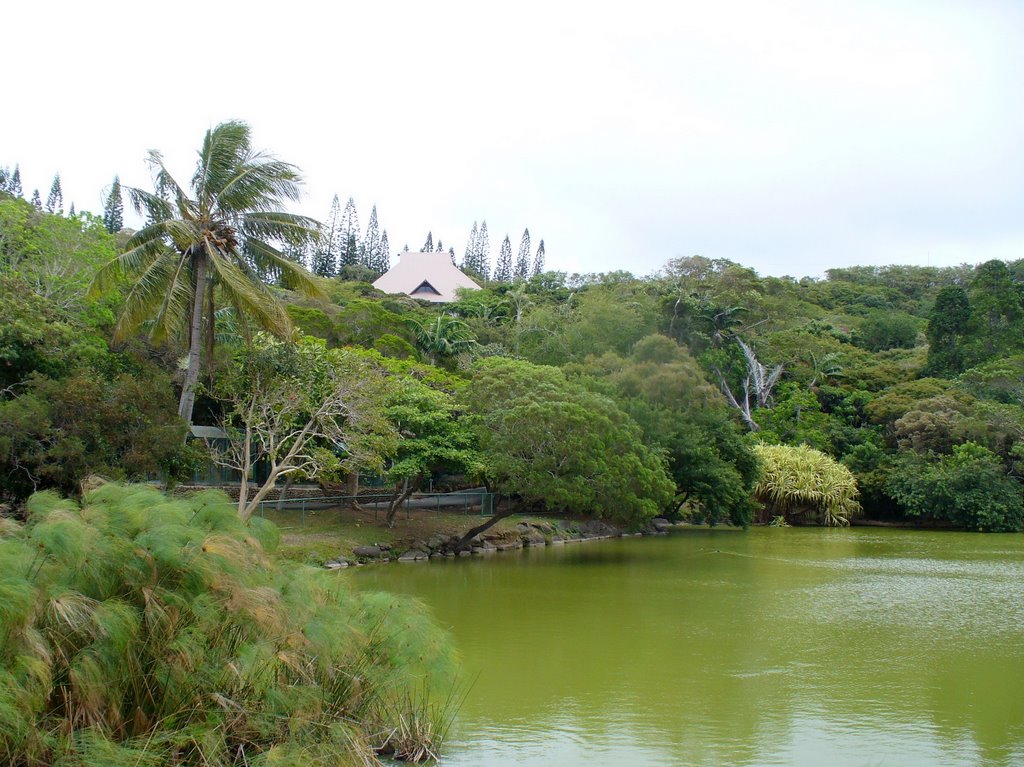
[350,528,1024,766]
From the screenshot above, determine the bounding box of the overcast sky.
[5,0,1023,278]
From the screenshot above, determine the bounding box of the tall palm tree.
[93,121,323,423]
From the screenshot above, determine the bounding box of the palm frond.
[207,243,294,338]
[194,121,251,208]
[244,238,324,299]
[242,211,320,247]
[215,159,304,215]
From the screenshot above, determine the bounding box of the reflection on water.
[352,528,1024,767]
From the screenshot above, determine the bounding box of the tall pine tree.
[436,239,444,252]
[11,165,23,198]
[339,197,361,268]
[0,167,9,193]
[532,239,546,276]
[463,221,479,271]
[477,221,491,280]
[362,204,381,269]
[68,202,76,217]
[515,228,531,279]
[422,232,433,252]
[312,194,341,277]
[103,176,124,234]
[30,189,42,209]
[45,173,63,214]
[378,231,391,273]
[494,235,513,282]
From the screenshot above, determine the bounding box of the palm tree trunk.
[178,250,207,424]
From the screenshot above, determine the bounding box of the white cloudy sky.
[4,0,1023,278]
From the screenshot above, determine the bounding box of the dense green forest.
[4,160,1024,533]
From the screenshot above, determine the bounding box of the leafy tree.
[579,335,759,526]
[379,363,480,526]
[0,365,194,502]
[0,197,118,310]
[855,310,920,352]
[532,238,545,276]
[515,227,531,279]
[91,120,322,424]
[494,234,512,282]
[102,175,123,234]
[212,336,395,519]
[965,259,1024,365]
[888,442,1024,531]
[458,357,675,545]
[45,173,62,214]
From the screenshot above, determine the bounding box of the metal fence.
[255,490,500,527]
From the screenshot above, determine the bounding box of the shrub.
[752,443,861,526]
[0,483,454,765]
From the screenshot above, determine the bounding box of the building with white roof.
[372,251,480,303]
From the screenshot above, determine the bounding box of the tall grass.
[0,483,455,766]
[752,443,861,526]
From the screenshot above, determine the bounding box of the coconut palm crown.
[93,120,323,423]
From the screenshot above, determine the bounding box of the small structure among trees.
[373,251,480,303]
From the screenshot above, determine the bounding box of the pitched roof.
[372,251,480,303]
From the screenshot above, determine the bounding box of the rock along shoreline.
[323,516,686,569]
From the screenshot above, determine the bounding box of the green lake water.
[349,528,1024,766]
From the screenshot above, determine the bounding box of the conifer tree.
[30,189,42,209]
[463,221,479,270]
[422,232,433,252]
[436,239,444,252]
[362,204,381,269]
[339,197,360,267]
[68,202,76,217]
[495,235,513,282]
[0,166,8,193]
[311,195,341,277]
[515,228,531,279]
[378,231,390,273]
[403,243,410,252]
[532,239,546,276]
[102,176,124,233]
[477,220,491,280]
[46,173,63,214]
[11,165,23,197]
[449,246,456,265]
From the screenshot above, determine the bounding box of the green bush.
[0,484,455,765]
[888,442,1024,531]
[752,443,861,526]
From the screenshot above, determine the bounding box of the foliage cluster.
[0,483,454,765]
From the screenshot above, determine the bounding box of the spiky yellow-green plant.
[752,443,861,526]
[0,484,455,766]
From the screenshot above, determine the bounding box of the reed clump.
[0,483,455,766]
[752,443,861,526]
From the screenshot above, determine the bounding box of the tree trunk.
[386,477,416,528]
[276,472,296,511]
[452,499,518,553]
[178,250,207,424]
